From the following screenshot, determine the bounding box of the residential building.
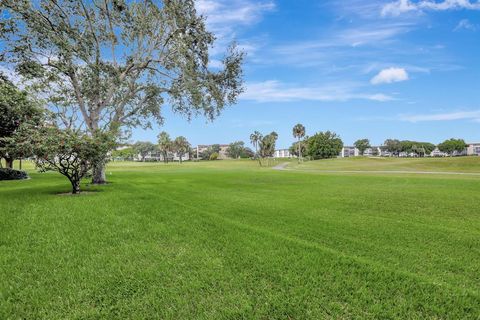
[363,147,382,156]
[136,151,190,162]
[340,146,359,157]
[196,144,230,159]
[467,143,480,156]
[430,147,447,157]
[274,149,293,158]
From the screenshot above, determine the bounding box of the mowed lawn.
[1,159,480,319]
[290,156,480,173]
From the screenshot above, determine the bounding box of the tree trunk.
[298,140,301,163]
[92,163,107,184]
[5,157,14,169]
[71,179,81,194]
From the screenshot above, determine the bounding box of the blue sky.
[105,1,480,147]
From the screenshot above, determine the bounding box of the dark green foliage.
[305,131,343,159]
[0,78,43,167]
[438,138,467,155]
[0,168,28,180]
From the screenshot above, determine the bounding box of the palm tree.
[157,131,172,163]
[173,136,190,163]
[250,131,262,159]
[292,123,305,162]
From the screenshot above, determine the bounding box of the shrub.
[209,152,219,160]
[0,168,28,180]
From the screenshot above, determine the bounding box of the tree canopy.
[7,124,114,194]
[157,131,172,163]
[0,77,43,168]
[0,0,244,182]
[438,138,467,155]
[226,141,246,159]
[249,131,262,158]
[354,139,371,156]
[292,123,306,161]
[305,131,343,160]
[133,141,156,161]
[258,132,278,158]
[172,136,190,163]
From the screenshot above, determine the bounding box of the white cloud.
[382,0,418,16]
[400,110,480,122]
[371,67,409,84]
[196,0,275,26]
[195,0,274,61]
[382,0,480,16]
[454,19,478,31]
[241,80,394,102]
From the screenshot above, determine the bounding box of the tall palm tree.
[173,136,190,163]
[250,131,262,159]
[292,123,306,162]
[157,131,172,163]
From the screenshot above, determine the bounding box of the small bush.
[209,152,219,161]
[0,168,29,181]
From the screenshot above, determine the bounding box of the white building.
[467,143,480,156]
[340,146,359,157]
[363,147,382,156]
[137,151,190,162]
[274,149,293,158]
[430,147,447,157]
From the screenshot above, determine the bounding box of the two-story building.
[274,149,293,158]
[467,143,480,156]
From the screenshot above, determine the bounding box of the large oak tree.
[0,0,244,183]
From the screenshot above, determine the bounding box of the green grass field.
[1,158,480,319]
[290,156,480,173]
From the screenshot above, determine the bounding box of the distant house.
[196,144,230,159]
[363,147,382,156]
[274,149,293,158]
[340,146,358,157]
[339,146,385,157]
[136,151,190,162]
[430,147,447,157]
[467,143,480,156]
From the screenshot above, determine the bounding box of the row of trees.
[112,133,190,163]
[380,138,466,156]
[113,138,255,162]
